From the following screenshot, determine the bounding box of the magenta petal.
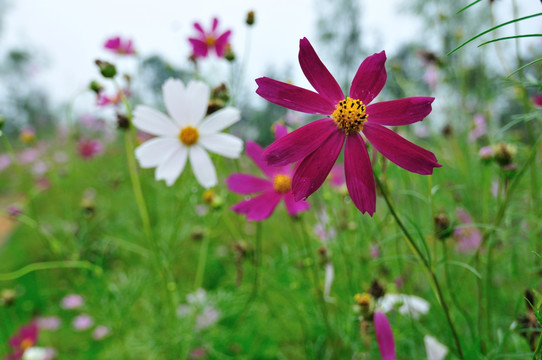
[231,191,282,221]
[274,123,288,140]
[363,123,441,175]
[367,97,434,126]
[255,77,335,115]
[283,192,310,216]
[212,18,219,31]
[345,133,376,215]
[189,38,209,57]
[292,129,344,201]
[264,118,337,167]
[374,311,396,360]
[246,140,278,177]
[215,30,232,57]
[349,51,387,105]
[299,37,344,104]
[193,22,205,35]
[226,174,273,194]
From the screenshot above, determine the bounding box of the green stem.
[252,222,262,297]
[194,236,210,291]
[375,176,465,359]
[0,260,102,281]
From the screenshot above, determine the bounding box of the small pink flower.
[79,114,106,132]
[6,321,38,360]
[36,316,61,331]
[226,124,310,221]
[18,148,41,164]
[454,208,481,253]
[72,314,93,331]
[19,126,36,143]
[61,294,84,309]
[422,64,439,90]
[478,145,494,160]
[256,38,440,215]
[92,325,110,340]
[188,18,232,58]
[0,153,12,172]
[370,244,381,258]
[468,114,487,142]
[7,205,22,217]
[77,138,104,159]
[533,94,542,107]
[374,311,396,360]
[96,90,129,107]
[104,36,135,55]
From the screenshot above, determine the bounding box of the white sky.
[1,0,541,110]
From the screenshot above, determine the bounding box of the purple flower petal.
[231,191,282,221]
[255,77,335,115]
[283,192,310,216]
[246,140,279,177]
[225,174,273,195]
[363,123,441,175]
[215,30,231,57]
[292,129,344,201]
[298,37,344,104]
[274,123,288,140]
[366,97,434,126]
[193,23,205,35]
[189,38,209,57]
[212,18,219,32]
[264,118,338,167]
[349,51,387,105]
[374,311,396,360]
[344,133,376,215]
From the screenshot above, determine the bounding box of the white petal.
[199,133,243,159]
[135,137,180,168]
[133,105,179,136]
[162,78,189,127]
[155,146,188,186]
[398,295,430,319]
[198,107,241,136]
[189,145,216,188]
[185,81,210,126]
[424,335,448,360]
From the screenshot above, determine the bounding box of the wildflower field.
[1,1,542,359]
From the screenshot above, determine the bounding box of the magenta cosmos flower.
[7,321,38,360]
[104,36,135,55]
[188,18,231,58]
[256,38,441,215]
[226,124,309,221]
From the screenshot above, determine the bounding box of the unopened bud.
[89,80,104,94]
[434,213,453,240]
[246,10,255,26]
[224,46,235,62]
[116,113,131,130]
[95,60,117,78]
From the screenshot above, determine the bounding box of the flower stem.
[375,175,465,359]
[194,236,210,291]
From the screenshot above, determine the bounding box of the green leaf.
[444,260,482,279]
[507,58,542,78]
[478,34,542,47]
[456,0,482,14]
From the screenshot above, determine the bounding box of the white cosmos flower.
[133,78,243,188]
[424,335,448,360]
[377,293,430,320]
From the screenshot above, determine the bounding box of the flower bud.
[95,60,117,78]
[245,11,255,26]
[89,80,104,94]
[116,113,131,130]
[434,213,453,240]
[224,46,235,62]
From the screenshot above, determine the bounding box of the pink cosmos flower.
[77,138,104,159]
[329,163,346,188]
[104,36,135,55]
[92,325,110,340]
[374,311,396,360]
[36,316,61,331]
[7,321,38,360]
[0,153,12,172]
[454,208,481,253]
[468,114,487,142]
[72,314,93,331]
[96,89,129,107]
[188,18,232,58]
[60,294,84,309]
[226,124,310,221]
[256,38,440,215]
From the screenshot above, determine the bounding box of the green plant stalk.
[375,176,465,359]
[0,260,102,281]
[194,236,210,291]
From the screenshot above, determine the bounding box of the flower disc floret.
[273,174,291,193]
[332,97,368,134]
[179,126,199,146]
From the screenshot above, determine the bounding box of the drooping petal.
[188,38,209,57]
[292,129,344,201]
[366,97,434,126]
[298,37,344,104]
[363,123,441,175]
[189,145,217,188]
[133,106,179,136]
[215,30,232,57]
[374,311,396,360]
[264,118,337,167]
[198,107,241,135]
[344,133,376,215]
[255,77,335,115]
[155,146,188,186]
[199,133,243,159]
[225,174,273,194]
[231,191,282,221]
[162,78,189,127]
[349,51,387,105]
[283,192,310,216]
[273,123,288,140]
[135,137,180,168]
[185,81,210,125]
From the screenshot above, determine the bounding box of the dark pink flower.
[104,36,135,55]
[96,89,129,107]
[6,321,38,360]
[188,18,232,58]
[77,139,104,159]
[533,94,542,107]
[454,208,481,253]
[374,311,396,360]
[226,124,309,221]
[256,38,440,215]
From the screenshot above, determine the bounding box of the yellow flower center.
[179,126,199,146]
[20,338,34,351]
[273,174,291,194]
[202,189,215,204]
[354,292,372,307]
[331,97,368,135]
[205,36,216,46]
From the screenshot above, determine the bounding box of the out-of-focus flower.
[468,114,487,142]
[53,151,68,164]
[18,148,41,164]
[414,124,430,138]
[195,305,220,331]
[77,138,104,159]
[374,311,396,360]
[257,38,440,215]
[7,321,38,360]
[60,294,84,309]
[79,114,106,132]
[187,288,207,305]
[323,262,335,302]
[22,347,56,360]
[104,36,135,55]
[189,18,232,58]
[0,153,12,172]
[32,161,48,176]
[133,78,243,188]
[533,94,542,107]
[226,124,309,221]
[19,126,36,144]
[478,145,494,161]
[92,325,110,340]
[378,293,430,319]
[36,317,60,331]
[454,208,481,253]
[72,314,93,331]
[422,64,439,90]
[370,244,381,258]
[329,163,346,189]
[7,205,22,217]
[96,90,129,107]
[424,335,448,360]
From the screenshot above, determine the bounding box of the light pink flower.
[468,114,487,141]
[0,153,12,171]
[256,38,440,215]
[422,64,439,90]
[92,325,110,340]
[478,145,494,160]
[329,164,346,188]
[226,124,309,221]
[7,205,22,217]
[18,148,41,164]
[96,90,129,107]
[374,311,396,360]
[72,314,93,331]
[36,316,61,331]
[195,305,220,331]
[454,208,481,253]
[188,18,232,58]
[77,139,104,159]
[60,294,84,309]
[104,36,135,55]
